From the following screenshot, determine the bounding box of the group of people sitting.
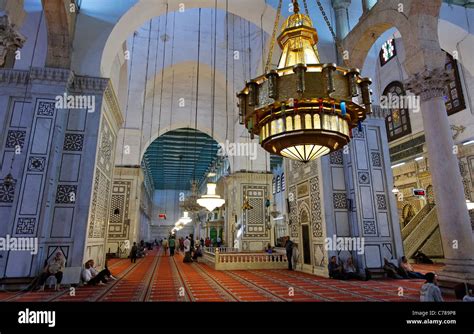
[327,255,427,281]
[31,252,118,291]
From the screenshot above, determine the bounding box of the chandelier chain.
[265,0,283,73]
[315,0,350,67]
[302,0,310,16]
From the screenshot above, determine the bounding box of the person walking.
[285,236,294,270]
[183,236,192,263]
[130,242,138,263]
[169,237,176,256]
[162,238,169,256]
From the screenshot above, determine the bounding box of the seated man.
[328,256,345,279]
[81,260,115,286]
[343,256,363,280]
[38,252,65,291]
[88,259,116,282]
[400,256,425,279]
[383,258,403,279]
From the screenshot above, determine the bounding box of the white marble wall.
[0,68,122,277]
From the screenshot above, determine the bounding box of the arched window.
[383,81,411,142]
[276,175,281,193]
[281,173,286,191]
[444,52,466,116]
[272,177,276,194]
[379,38,397,67]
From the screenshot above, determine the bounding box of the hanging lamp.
[197,182,225,212]
[237,0,372,163]
[179,211,192,224]
[197,5,225,213]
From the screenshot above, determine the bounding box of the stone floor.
[0,249,453,302]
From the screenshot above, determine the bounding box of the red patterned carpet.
[0,250,454,302]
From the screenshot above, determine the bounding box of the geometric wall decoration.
[376,194,387,210]
[329,150,343,165]
[107,180,131,239]
[27,156,46,172]
[242,184,268,238]
[371,152,381,167]
[15,218,36,235]
[37,101,55,116]
[5,130,26,148]
[88,170,111,239]
[358,171,370,184]
[55,185,78,204]
[363,220,377,235]
[0,182,15,203]
[333,192,348,209]
[310,176,323,237]
[63,133,84,151]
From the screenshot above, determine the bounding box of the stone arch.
[41,0,75,68]
[137,61,234,165]
[81,0,276,77]
[298,202,311,225]
[342,0,444,75]
[438,18,474,76]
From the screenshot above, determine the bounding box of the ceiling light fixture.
[197,182,225,212]
[237,0,372,163]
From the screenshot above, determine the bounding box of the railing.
[402,204,434,239]
[203,248,288,270]
[204,247,239,254]
[403,207,439,259]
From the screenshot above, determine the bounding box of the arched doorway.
[299,206,312,266]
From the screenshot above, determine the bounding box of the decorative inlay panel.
[63,133,84,151]
[371,152,381,167]
[329,150,343,165]
[88,170,111,239]
[376,194,387,210]
[242,185,268,238]
[16,218,36,235]
[358,171,370,184]
[56,185,77,204]
[0,182,15,203]
[37,101,55,116]
[333,192,348,209]
[108,180,131,239]
[352,126,364,138]
[310,176,323,237]
[363,220,377,235]
[5,130,26,148]
[27,156,46,172]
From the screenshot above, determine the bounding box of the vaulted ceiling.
[142,128,219,190]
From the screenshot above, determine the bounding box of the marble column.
[406,68,474,283]
[331,0,351,41]
[0,15,26,67]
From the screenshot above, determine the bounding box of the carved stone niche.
[0,15,26,68]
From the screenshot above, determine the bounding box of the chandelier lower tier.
[237,5,372,163]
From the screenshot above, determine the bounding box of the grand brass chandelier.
[237,0,372,162]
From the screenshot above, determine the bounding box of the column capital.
[404,68,452,102]
[331,0,351,10]
[0,15,26,67]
